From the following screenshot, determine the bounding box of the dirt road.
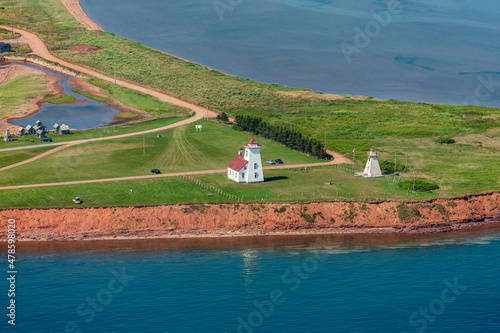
[0,25,350,183]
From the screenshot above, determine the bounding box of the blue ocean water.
[79,0,500,107]
[2,227,500,332]
[9,63,119,129]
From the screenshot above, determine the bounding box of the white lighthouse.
[226,137,264,183]
[357,147,383,178]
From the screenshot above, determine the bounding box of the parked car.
[275,159,284,164]
[41,137,52,142]
[151,169,161,174]
[266,160,276,164]
[73,197,82,204]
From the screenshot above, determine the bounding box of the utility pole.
[17,37,19,53]
[143,132,145,155]
[413,171,416,192]
[206,98,209,120]
[352,146,355,172]
[405,149,408,171]
[393,152,397,180]
[114,66,116,85]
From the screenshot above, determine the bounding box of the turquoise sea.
[79,0,500,106]
[2,227,500,332]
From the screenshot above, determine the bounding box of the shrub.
[397,204,421,222]
[379,160,406,173]
[398,178,439,192]
[435,137,456,144]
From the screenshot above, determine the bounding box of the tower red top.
[249,137,256,142]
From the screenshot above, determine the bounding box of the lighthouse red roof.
[226,155,248,171]
[249,137,256,142]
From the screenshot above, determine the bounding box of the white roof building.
[226,137,264,183]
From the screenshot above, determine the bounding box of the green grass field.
[0,0,498,208]
[0,121,321,186]
[0,146,54,169]
[0,166,427,209]
[0,72,50,120]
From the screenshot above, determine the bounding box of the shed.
[3,129,12,142]
[59,124,70,135]
[18,127,26,136]
[36,129,45,139]
[25,125,34,135]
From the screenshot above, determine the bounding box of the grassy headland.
[0,0,499,206]
[0,72,50,120]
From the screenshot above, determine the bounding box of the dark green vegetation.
[435,137,456,144]
[235,115,331,159]
[0,0,499,205]
[397,178,440,192]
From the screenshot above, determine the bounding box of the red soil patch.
[62,45,100,53]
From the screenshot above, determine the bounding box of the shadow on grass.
[264,175,288,182]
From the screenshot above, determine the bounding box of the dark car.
[151,169,161,174]
[41,137,52,142]
[275,159,284,164]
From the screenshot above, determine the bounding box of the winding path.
[0,25,350,187]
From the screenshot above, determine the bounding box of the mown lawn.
[0,121,321,186]
[0,166,429,209]
[0,146,54,169]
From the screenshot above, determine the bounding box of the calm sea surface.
[2,226,500,332]
[9,63,119,129]
[79,0,500,106]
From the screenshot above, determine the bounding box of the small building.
[3,129,12,142]
[356,147,383,178]
[36,129,45,139]
[0,42,11,53]
[25,125,34,135]
[53,123,60,133]
[18,127,26,136]
[227,137,264,183]
[59,124,70,135]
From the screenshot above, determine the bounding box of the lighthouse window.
[254,172,258,178]
[254,163,258,169]
[242,172,245,178]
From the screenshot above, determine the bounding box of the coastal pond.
[8,62,119,129]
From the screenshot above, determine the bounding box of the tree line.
[234,115,332,160]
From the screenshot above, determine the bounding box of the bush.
[435,137,456,144]
[397,204,421,222]
[379,160,406,173]
[398,178,440,192]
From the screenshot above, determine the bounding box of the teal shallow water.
[80,0,500,107]
[3,226,500,332]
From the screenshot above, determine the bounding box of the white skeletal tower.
[360,147,383,178]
